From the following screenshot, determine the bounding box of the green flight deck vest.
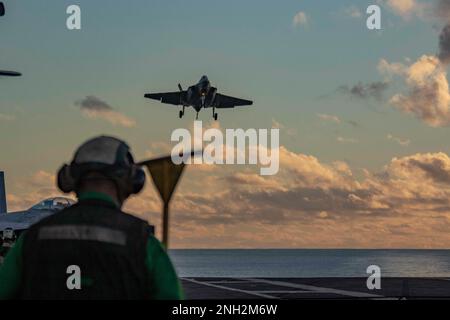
[20,198,152,299]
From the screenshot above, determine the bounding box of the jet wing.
[144,92,186,106]
[213,93,253,109]
[0,221,29,232]
[0,70,21,77]
[0,210,55,231]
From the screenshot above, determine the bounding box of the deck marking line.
[241,278,383,298]
[184,278,280,299]
[256,290,317,293]
[207,280,254,284]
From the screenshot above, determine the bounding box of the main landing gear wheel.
[179,105,186,119]
[214,113,218,121]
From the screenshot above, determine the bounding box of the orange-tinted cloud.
[76,96,136,128]
[381,55,450,127]
[7,148,450,248]
[6,171,66,212]
[134,147,450,248]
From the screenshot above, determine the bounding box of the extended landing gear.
[196,112,199,120]
[179,106,186,119]
[212,107,218,121]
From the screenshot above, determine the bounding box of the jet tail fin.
[0,171,7,213]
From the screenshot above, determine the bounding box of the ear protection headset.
[57,136,145,199]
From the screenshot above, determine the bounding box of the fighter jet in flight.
[145,75,253,120]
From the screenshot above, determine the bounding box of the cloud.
[293,11,308,27]
[271,119,284,129]
[393,152,450,184]
[383,0,428,19]
[272,118,297,136]
[386,0,417,15]
[75,96,136,128]
[337,136,358,144]
[387,134,411,146]
[6,171,67,212]
[435,0,450,22]
[438,23,450,64]
[424,3,450,64]
[155,146,450,248]
[338,82,389,101]
[343,6,363,18]
[375,1,450,127]
[317,113,341,124]
[378,59,408,78]
[144,141,173,158]
[382,55,450,127]
[347,120,360,128]
[9,147,450,248]
[0,113,15,122]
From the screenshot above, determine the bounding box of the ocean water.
[169,249,450,278]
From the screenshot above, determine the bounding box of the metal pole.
[162,160,170,249]
[0,172,7,213]
[162,202,169,249]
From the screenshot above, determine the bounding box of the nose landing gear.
[212,107,218,121]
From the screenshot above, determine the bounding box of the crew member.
[0,136,183,299]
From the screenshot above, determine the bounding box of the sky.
[1,0,450,248]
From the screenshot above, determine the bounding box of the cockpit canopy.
[29,197,75,211]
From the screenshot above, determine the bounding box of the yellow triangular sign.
[140,156,185,204]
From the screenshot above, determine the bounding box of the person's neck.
[78,189,122,208]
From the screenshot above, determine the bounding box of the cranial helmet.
[57,136,145,199]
